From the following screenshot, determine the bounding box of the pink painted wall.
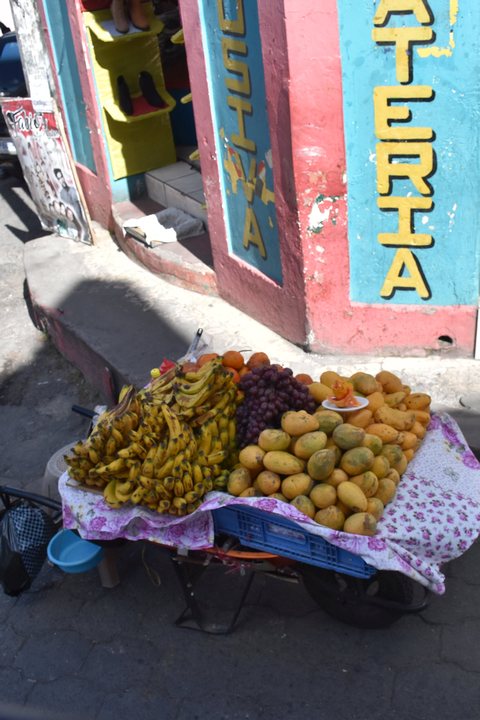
[282,0,476,356]
[179,0,308,347]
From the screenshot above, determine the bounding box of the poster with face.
[1,98,91,244]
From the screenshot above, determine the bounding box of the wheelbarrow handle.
[71,405,96,419]
[0,484,62,512]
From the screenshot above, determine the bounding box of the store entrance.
[115,0,215,293]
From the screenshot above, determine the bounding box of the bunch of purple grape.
[236,364,317,448]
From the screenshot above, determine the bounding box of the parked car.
[0,31,27,163]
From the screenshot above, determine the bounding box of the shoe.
[111,0,129,33]
[117,76,133,115]
[128,0,150,30]
[138,71,164,107]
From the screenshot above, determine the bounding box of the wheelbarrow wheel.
[301,566,419,629]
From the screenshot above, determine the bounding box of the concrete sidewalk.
[23,224,480,453]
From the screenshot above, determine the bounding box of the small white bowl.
[321,396,369,412]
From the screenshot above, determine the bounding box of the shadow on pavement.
[0,173,50,243]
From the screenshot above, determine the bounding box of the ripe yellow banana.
[115,481,133,503]
[155,456,175,479]
[197,423,213,454]
[174,479,185,497]
[201,466,212,480]
[163,475,175,493]
[139,475,155,490]
[206,450,227,466]
[103,479,121,507]
[182,473,193,492]
[183,357,222,382]
[142,458,155,478]
[174,371,216,396]
[157,500,171,513]
[96,458,125,475]
[213,476,228,489]
[194,481,205,497]
[228,418,236,444]
[118,442,145,459]
[172,496,187,511]
[154,482,171,500]
[73,441,89,457]
[192,463,203,485]
[128,461,141,482]
[161,404,183,438]
[111,427,124,445]
[217,413,229,430]
[105,436,117,457]
[220,430,230,448]
[174,381,214,409]
[131,486,146,504]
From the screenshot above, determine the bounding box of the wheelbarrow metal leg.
[171,554,255,634]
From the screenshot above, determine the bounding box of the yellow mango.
[314,505,345,530]
[375,477,397,505]
[343,512,377,536]
[309,483,337,509]
[366,423,399,444]
[337,481,368,513]
[281,473,313,500]
[281,410,319,437]
[263,451,305,475]
[308,382,333,403]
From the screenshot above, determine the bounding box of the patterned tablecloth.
[60,412,480,594]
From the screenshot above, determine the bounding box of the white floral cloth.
[60,412,480,594]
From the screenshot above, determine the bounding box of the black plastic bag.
[0,499,56,596]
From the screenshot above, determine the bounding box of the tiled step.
[145,160,207,225]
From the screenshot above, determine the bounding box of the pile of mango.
[226,369,431,535]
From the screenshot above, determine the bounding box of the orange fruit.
[246,352,270,369]
[222,350,244,370]
[238,366,250,377]
[181,361,199,373]
[197,352,219,367]
[224,366,241,383]
[295,373,314,385]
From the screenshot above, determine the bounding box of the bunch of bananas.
[64,358,239,515]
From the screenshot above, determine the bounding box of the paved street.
[1,171,480,720]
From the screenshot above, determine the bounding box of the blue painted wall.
[337,0,480,305]
[199,0,282,284]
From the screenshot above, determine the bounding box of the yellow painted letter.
[374,86,434,140]
[243,207,266,258]
[372,27,434,83]
[376,141,434,196]
[227,95,256,152]
[374,0,433,26]
[381,248,430,298]
[222,37,250,96]
[377,196,433,246]
[217,0,245,36]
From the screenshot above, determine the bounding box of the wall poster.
[2,98,91,244]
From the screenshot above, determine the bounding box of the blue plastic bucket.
[47,529,104,574]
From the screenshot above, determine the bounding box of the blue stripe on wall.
[43,1,96,173]
[337,0,480,305]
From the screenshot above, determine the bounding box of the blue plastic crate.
[213,505,376,579]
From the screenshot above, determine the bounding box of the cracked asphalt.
[1,171,480,720]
